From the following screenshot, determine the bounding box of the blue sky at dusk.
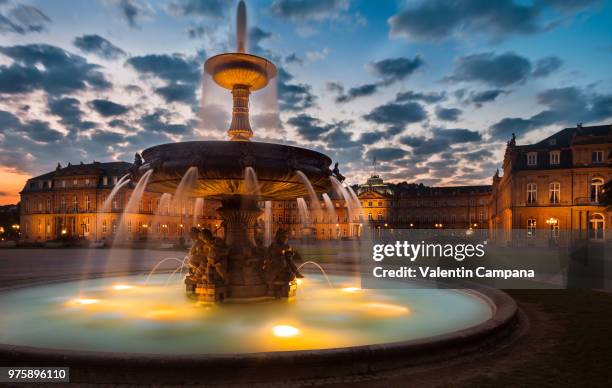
[0,0,611,203]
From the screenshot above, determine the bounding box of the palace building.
[17,124,611,244]
[489,124,611,243]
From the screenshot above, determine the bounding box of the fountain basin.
[138,140,333,200]
[205,53,277,91]
[0,273,520,384]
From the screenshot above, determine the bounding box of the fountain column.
[217,197,260,245]
[228,85,253,141]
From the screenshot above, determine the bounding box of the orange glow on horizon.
[0,168,29,205]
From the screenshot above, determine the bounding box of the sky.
[0,0,611,204]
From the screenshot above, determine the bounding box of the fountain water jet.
[296,197,310,227]
[322,193,337,224]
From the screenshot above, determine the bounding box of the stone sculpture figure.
[264,228,304,286]
[201,228,228,285]
[186,227,207,286]
[332,162,345,182]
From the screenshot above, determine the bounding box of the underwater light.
[272,325,300,337]
[75,299,99,305]
[112,284,133,291]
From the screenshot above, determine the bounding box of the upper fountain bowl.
[205,53,277,91]
[137,141,333,200]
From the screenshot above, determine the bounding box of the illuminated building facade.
[489,124,611,243]
[19,162,221,243]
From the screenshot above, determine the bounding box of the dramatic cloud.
[532,56,563,77]
[365,147,409,162]
[287,114,332,141]
[388,0,600,41]
[0,44,111,95]
[110,0,153,29]
[363,101,427,132]
[138,109,192,135]
[271,0,349,22]
[0,111,63,143]
[167,0,227,18]
[0,4,51,34]
[73,34,126,60]
[126,53,201,104]
[396,90,446,104]
[445,52,532,86]
[248,26,273,57]
[328,56,424,103]
[368,56,423,83]
[89,99,130,117]
[277,68,316,111]
[400,128,481,155]
[489,86,612,139]
[335,83,380,103]
[435,106,462,121]
[48,97,95,138]
[466,89,509,107]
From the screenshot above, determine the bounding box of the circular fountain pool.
[0,274,495,354]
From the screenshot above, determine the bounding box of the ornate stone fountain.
[132,1,339,302]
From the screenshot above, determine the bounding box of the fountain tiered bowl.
[137,140,333,200]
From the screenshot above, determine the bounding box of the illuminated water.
[0,274,491,354]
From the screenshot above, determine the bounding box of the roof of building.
[29,161,132,181]
[521,124,611,150]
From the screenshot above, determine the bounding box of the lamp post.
[11,224,20,242]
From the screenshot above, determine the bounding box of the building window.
[112,220,117,234]
[479,211,485,223]
[377,213,383,220]
[148,199,153,213]
[46,198,51,212]
[527,183,537,204]
[368,201,373,207]
[368,213,372,221]
[377,201,382,206]
[549,218,560,238]
[589,213,605,240]
[102,220,107,234]
[72,196,78,211]
[549,151,560,165]
[527,152,537,166]
[103,176,108,186]
[85,195,91,211]
[590,178,604,203]
[127,220,132,233]
[73,179,78,186]
[527,219,536,237]
[139,199,143,212]
[60,197,66,210]
[549,182,560,204]
[85,178,90,185]
[592,150,604,163]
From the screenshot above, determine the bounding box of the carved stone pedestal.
[186,196,298,303]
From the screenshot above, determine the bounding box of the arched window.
[589,213,605,240]
[527,183,537,204]
[549,182,560,204]
[527,218,536,237]
[590,178,604,203]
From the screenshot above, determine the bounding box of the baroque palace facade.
[490,124,611,243]
[17,124,611,243]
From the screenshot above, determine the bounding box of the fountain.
[129,1,338,302]
[0,2,521,384]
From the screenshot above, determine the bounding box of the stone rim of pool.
[0,272,522,385]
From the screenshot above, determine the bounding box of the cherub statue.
[332,162,345,182]
[201,228,228,285]
[185,227,207,285]
[264,228,304,285]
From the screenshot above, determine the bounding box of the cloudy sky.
[1,0,611,204]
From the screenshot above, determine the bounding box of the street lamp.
[546,218,558,243]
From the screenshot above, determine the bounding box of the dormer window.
[550,151,560,165]
[527,152,537,166]
[592,150,604,163]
